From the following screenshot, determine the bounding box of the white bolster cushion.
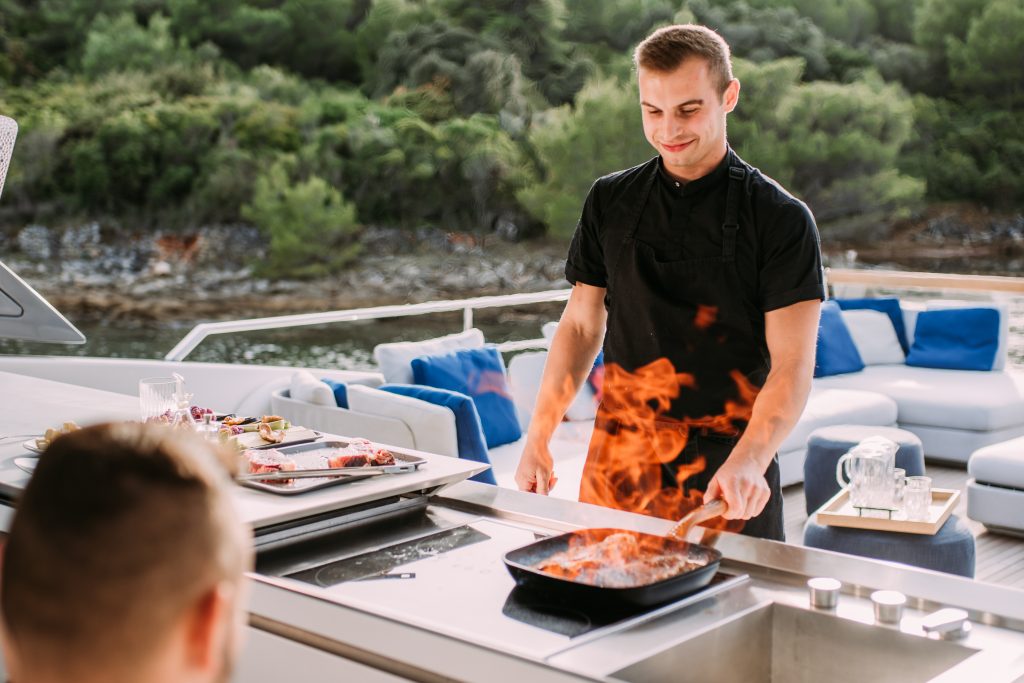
[373,328,485,385]
[840,309,906,365]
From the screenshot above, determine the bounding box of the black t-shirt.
[565,148,825,314]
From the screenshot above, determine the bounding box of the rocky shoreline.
[5,223,572,323]
[5,203,1022,325]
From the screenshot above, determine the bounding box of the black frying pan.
[503,527,722,609]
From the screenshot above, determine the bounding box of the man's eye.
[681,109,699,116]
[646,110,662,115]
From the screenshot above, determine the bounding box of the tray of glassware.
[815,487,960,535]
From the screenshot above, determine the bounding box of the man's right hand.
[514,440,558,495]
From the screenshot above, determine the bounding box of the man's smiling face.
[638,58,739,182]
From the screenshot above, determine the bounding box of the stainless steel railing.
[164,288,572,361]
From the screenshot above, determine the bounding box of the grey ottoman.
[804,425,926,515]
[803,516,976,577]
[967,436,1024,536]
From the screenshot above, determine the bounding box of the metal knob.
[921,608,971,640]
[808,577,841,609]
[871,590,906,625]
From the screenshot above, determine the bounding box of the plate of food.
[14,456,38,475]
[237,438,426,495]
[217,415,321,450]
[23,421,81,454]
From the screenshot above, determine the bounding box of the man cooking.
[514,24,824,540]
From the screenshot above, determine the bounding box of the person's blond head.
[1,422,251,682]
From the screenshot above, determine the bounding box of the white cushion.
[927,299,1009,370]
[373,328,485,385]
[779,387,898,454]
[968,436,1024,488]
[538,322,599,421]
[814,365,1024,432]
[346,385,458,456]
[289,370,335,406]
[507,351,599,426]
[840,309,905,365]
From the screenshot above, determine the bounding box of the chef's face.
[638,58,739,181]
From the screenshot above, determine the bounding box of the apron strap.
[606,159,659,292]
[722,165,746,263]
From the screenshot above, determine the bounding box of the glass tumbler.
[890,468,907,510]
[139,377,178,422]
[904,475,933,521]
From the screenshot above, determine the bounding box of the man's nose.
[661,114,683,141]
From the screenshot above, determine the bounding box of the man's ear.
[723,78,740,113]
[184,581,235,672]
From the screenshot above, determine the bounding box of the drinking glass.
[890,468,907,510]
[139,377,177,422]
[905,475,933,521]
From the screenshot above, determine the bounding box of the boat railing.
[164,288,572,362]
[827,268,1024,295]
[165,268,1024,362]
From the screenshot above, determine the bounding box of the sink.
[609,603,978,683]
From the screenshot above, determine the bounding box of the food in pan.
[35,421,81,451]
[535,531,706,588]
[244,449,297,482]
[327,438,396,468]
[219,417,291,444]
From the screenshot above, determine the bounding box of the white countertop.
[0,370,487,531]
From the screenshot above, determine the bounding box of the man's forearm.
[731,360,813,471]
[526,323,604,443]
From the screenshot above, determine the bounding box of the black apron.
[579,155,784,541]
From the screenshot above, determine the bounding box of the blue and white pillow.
[814,301,865,378]
[412,346,522,448]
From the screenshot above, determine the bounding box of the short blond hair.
[634,24,734,95]
[1,422,251,678]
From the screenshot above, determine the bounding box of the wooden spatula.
[667,498,729,541]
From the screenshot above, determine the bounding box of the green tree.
[947,0,1024,103]
[730,58,925,223]
[81,12,179,77]
[242,157,361,277]
[518,77,652,238]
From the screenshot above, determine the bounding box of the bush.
[242,157,361,278]
[518,77,652,239]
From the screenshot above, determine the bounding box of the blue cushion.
[804,516,975,577]
[814,301,865,378]
[412,346,522,448]
[379,384,496,485]
[320,379,348,409]
[835,297,909,353]
[905,308,1000,371]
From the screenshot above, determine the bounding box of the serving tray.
[238,440,426,496]
[815,488,960,535]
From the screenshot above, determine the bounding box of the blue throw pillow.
[834,297,909,354]
[379,384,496,485]
[320,379,348,409]
[905,308,999,371]
[411,346,522,448]
[815,301,866,378]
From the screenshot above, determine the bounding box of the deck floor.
[782,462,1024,590]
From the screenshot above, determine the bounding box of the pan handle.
[667,498,729,540]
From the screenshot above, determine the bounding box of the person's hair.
[634,24,734,95]
[0,422,251,679]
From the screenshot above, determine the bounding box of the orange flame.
[579,358,760,534]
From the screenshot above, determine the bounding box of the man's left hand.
[704,454,771,520]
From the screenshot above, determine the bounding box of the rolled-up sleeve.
[758,200,825,312]
[564,181,608,288]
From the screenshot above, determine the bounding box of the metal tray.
[504,528,722,609]
[238,441,427,496]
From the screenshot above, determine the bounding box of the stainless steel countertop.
[243,481,1024,683]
